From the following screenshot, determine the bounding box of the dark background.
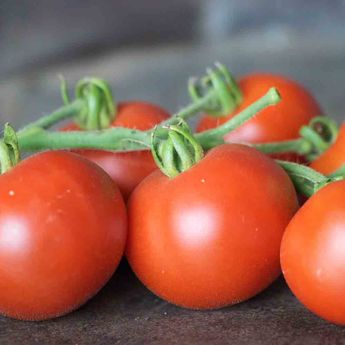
[1,1,345,344]
[1,0,345,78]
[1,0,345,126]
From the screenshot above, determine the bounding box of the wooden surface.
[0,37,345,344]
[1,262,345,345]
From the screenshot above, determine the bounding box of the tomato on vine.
[281,178,345,325]
[196,73,322,160]
[0,127,127,320]
[126,120,298,309]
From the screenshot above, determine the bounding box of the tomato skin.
[0,151,127,321]
[310,124,345,174]
[281,180,345,325]
[127,144,298,309]
[197,73,322,160]
[64,101,170,200]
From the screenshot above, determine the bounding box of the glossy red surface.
[127,144,298,309]
[0,151,127,320]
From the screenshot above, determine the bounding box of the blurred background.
[1,0,345,126]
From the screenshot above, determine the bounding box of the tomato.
[127,144,298,309]
[310,123,345,175]
[0,151,127,320]
[64,101,170,200]
[281,180,345,325]
[197,73,322,160]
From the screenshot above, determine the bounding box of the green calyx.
[151,119,204,178]
[254,116,339,160]
[0,123,20,174]
[188,62,242,117]
[299,116,339,160]
[269,117,340,197]
[61,77,116,130]
[196,87,281,150]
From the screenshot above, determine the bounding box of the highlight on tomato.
[126,120,298,310]
[0,125,127,320]
[281,176,345,325]
[196,71,322,160]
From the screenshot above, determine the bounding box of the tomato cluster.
[1,65,344,326]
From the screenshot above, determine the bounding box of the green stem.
[0,141,13,174]
[18,100,84,133]
[16,88,224,153]
[251,116,338,160]
[328,164,345,178]
[276,160,329,197]
[196,87,281,149]
[299,126,329,152]
[17,63,243,154]
[17,88,282,154]
[161,91,215,127]
[17,84,215,151]
[188,62,243,116]
[253,138,312,156]
[18,126,150,152]
[19,78,116,135]
[17,92,215,153]
[75,78,116,130]
[0,124,21,174]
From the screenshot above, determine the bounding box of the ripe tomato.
[127,144,298,309]
[197,73,322,160]
[0,151,127,320]
[281,180,345,325]
[64,101,170,200]
[310,124,345,174]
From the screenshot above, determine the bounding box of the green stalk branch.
[18,127,150,152]
[276,160,330,197]
[18,100,84,133]
[196,87,281,149]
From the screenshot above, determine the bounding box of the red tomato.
[127,144,298,309]
[0,151,127,320]
[197,73,322,160]
[310,124,345,174]
[64,101,170,200]
[281,180,345,325]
